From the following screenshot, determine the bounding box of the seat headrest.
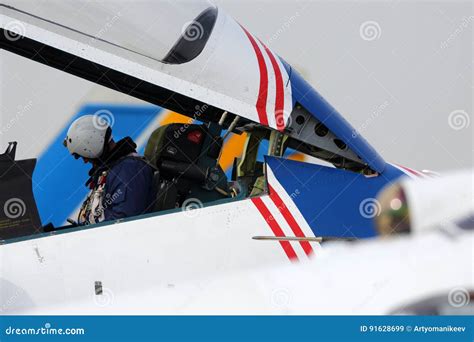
[144,123,208,169]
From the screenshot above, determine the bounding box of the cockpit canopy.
[1,0,386,174]
[7,0,217,64]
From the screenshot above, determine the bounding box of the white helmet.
[64,115,112,159]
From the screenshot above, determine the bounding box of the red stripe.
[268,185,313,256]
[261,42,285,131]
[398,164,423,178]
[241,27,269,126]
[251,197,298,262]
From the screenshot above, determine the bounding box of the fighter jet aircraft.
[1,168,472,314]
[0,1,470,314]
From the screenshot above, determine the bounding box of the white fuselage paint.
[1,221,471,315]
[0,6,292,131]
[0,196,319,314]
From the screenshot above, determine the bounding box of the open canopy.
[0,1,386,173]
[4,0,215,62]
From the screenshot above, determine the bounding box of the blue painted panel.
[279,58,386,173]
[266,156,407,238]
[33,104,162,227]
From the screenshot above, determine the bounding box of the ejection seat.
[144,123,230,212]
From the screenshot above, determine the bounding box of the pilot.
[63,115,155,225]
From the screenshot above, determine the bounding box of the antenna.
[0,142,17,161]
[252,236,357,242]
